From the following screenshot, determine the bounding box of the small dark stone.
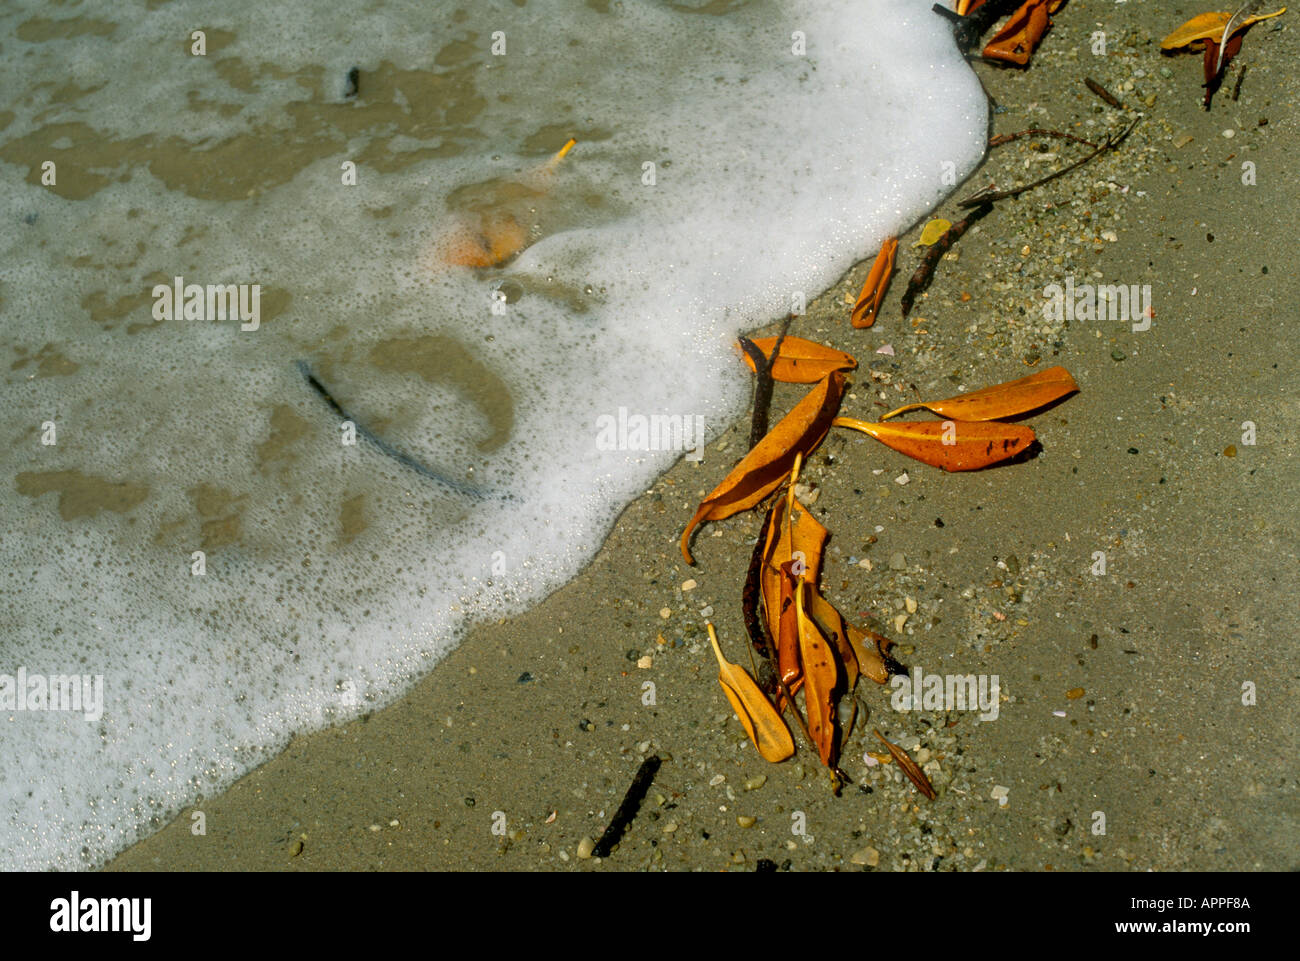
[934,518,944,527]
[1128,447,1139,454]
[755,858,778,872]
[464,797,476,807]
[344,66,360,98]
[517,671,534,683]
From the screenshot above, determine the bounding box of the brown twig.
[900,202,993,316]
[1232,64,1247,101]
[989,128,1098,149]
[958,120,1138,208]
[1084,77,1123,110]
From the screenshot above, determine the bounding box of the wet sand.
[108,4,1299,871]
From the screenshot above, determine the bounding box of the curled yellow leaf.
[912,218,953,248]
[1161,7,1285,49]
[708,623,795,763]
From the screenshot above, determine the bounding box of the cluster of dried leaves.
[1159,3,1287,108]
[683,324,1079,795]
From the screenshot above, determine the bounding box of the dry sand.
[108,2,1298,872]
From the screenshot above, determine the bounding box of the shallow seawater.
[0,0,986,869]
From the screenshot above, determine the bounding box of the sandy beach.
[98,3,1300,872]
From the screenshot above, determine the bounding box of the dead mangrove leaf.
[832,417,1036,471]
[881,366,1078,422]
[708,623,795,763]
[874,730,936,800]
[804,589,860,690]
[1160,5,1285,49]
[851,236,897,328]
[680,370,845,564]
[776,561,803,695]
[740,336,857,384]
[913,218,952,248]
[441,138,576,267]
[796,583,840,767]
[983,0,1064,66]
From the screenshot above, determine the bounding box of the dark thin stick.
[344,66,360,99]
[738,314,791,449]
[1232,64,1247,101]
[1084,77,1123,110]
[958,120,1138,208]
[989,128,1098,149]
[296,360,488,499]
[591,755,662,858]
[900,203,993,316]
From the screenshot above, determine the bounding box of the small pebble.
[289,840,304,857]
[1223,445,1237,457]
[736,816,757,828]
[659,607,672,619]
[576,837,595,859]
[709,774,726,787]
[637,655,653,669]
[744,775,767,791]
[663,821,679,834]
[904,596,917,614]
[858,558,873,571]
[699,605,714,618]
[681,579,698,591]
[850,846,880,867]
[1110,348,1126,362]
[895,472,909,486]
[889,552,906,570]
[1066,687,1085,699]
[1221,129,1234,138]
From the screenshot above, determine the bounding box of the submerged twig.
[591,755,662,858]
[900,203,993,316]
[1084,77,1123,110]
[958,120,1138,208]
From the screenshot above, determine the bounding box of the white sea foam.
[0,0,985,868]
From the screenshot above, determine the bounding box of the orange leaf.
[776,562,803,694]
[983,0,1062,66]
[709,624,795,763]
[880,366,1078,422]
[851,237,897,328]
[802,589,858,690]
[1160,7,1285,49]
[795,582,840,767]
[874,730,936,800]
[680,370,845,564]
[832,417,1035,471]
[741,336,857,384]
